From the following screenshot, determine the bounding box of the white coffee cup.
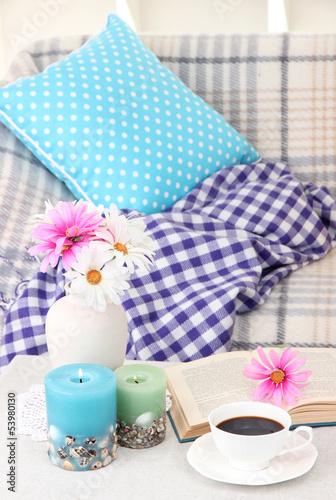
[208,401,313,471]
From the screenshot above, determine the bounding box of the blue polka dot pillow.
[0,14,261,214]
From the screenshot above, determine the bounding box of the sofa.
[1,27,336,371]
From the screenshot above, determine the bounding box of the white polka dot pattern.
[0,14,261,214]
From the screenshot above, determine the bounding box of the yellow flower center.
[62,244,72,252]
[270,369,285,384]
[114,242,128,255]
[65,227,79,237]
[86,269,102,285]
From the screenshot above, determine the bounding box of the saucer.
[187,431,318,486]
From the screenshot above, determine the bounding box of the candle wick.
[80,378,83,384]
[134,380,139,384]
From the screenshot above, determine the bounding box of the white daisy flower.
[64,243,130,312]
[93,203,155,273]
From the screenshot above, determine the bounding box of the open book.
[164,347,336,442]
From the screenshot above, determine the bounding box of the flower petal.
[286,370,312,383]
[251,358,269,371]
[40,252,56,272]
[283,380,303,399]
[47,208,67,229]
[252,379,273,401]
[262,383,275,401]
[243,369,269,380]
[279,348,299,370]
[269,349,280,369]
[285,357,307,374]
[27,242,54,255]
[272,383,283,406]
[257,346,273,369]
[60,201,75,224]
[62,248,78,270]
[282,380,297,406]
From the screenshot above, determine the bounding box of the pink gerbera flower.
[243,347,312,407]
[28,201,104,272]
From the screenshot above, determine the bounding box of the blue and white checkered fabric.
[1,162,336,371]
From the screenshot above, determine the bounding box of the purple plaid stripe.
[1,264,65,370]
[1,162,336,371]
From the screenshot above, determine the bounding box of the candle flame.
[78,368,83,382]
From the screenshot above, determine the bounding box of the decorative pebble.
[101,448,108,459]
[62,460,73,470]
[134,412,155,428]
[98,436,109,448]
[117,413,166,449]
[49,425,58,440]
[103,455,112,467]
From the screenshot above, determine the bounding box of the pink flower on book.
[243,347,312,406]
[28,201,104,272]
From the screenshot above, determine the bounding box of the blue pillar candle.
[44,363,117,471]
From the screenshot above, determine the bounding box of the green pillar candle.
[115,364,166,428]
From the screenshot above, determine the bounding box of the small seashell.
[79,457,91,468]
[65,435,75,446]
[134,412,154,428]
[62,460,73,470]
[49,425,58,440]
[101,448,108,459]
[109,424,115,434]
[103,455,112,467]
[112,452,117,460]
[91,461,102,470]
[88,449,97,458]
[48,441,55,453]
[85,437,97,446]
[70,446,87,458]
[98,436,109,448]
[57,447,68,459]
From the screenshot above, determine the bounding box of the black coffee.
[216,416,284,436]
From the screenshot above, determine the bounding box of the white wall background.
[1,0,336,78]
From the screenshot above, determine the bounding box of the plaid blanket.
[1,161,336,371]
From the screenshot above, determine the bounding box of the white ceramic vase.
[45,294,128,371]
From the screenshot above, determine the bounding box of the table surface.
[0,355,335,500]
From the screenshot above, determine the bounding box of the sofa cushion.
[0,14,261,215]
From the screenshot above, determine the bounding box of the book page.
[165,351,255,427]
[282,348,336,411]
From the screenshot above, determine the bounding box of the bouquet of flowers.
[28,200,155,312]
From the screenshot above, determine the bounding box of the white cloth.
[18,384,47,441]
